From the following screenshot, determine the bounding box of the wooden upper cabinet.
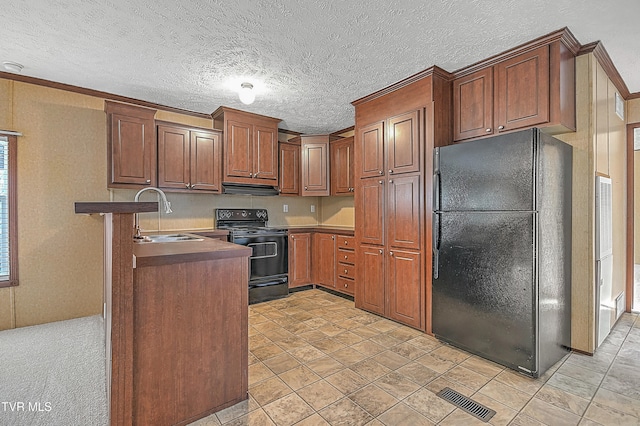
[387,111,420,175]
[357,176,385,246]
[494,45,550,132]
[279,142,300,195]
[289,232,311,287]
[157,123,222,193]
[453,67,494,141]
[212,107,281,186]
[387,173,421,250]
[331,136,354,195]
[301,135,332,196]
[358,121,385,178]
[190,130,222,192]
[106,101,157,188]
[453,38,576,142]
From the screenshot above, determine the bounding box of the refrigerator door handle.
[433,212,440,279]
[433,171,441,212]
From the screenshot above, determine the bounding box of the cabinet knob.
[254,172,259,177]
[185,183,190,189]
[350,188,354,192]
[344,255,348,259]
[389,169,393,174]
[344,269,348,274]
[486,128,491,133]
[378,170,383,175]
[291,235,295,239]
[305,186,308,190]
[379,180,383,184]
[146,179,151,183]
[498,125,505,130]
[390,251,394,256]
[344,240,348,245]
[331,236,335,240]
[191,184,196,189]
[379,249,383,254]
[389,180,393,184]
[344,283,348,288]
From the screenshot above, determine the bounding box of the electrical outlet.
[283,204,288,213]
[311,204,316,213]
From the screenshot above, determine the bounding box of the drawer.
[336,277,355,295]
[337,248,355,264]
[337,262,355,279]
[337,235,355,249]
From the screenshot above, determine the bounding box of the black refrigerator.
[432,128,572,378]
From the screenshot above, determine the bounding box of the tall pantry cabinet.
[352,67,451,332]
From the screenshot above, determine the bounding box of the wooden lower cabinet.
[356,245,385,315]
[289,233,312,287]
[313,233,336,288]
[387,249,423,329]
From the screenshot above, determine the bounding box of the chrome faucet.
[133,187,172,238]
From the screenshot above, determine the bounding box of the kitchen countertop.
[287,225,354,235]
[133,233,250,268]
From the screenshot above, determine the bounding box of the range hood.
[222,183,279,196]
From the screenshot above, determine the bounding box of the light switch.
[283,204,288,213]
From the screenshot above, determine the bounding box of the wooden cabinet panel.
[212,107,281,186]
[387,173,421,250]
[331,137,354,195]
[338,263,355,279]
[337,235,355,250]
[314,233,336,287]
[388,111,420,175]
[357,177,385,246]
[453,67,493,141]
[279,143,300,195]
[157,123,222,193]
[254,125,278,183]
[495,45,550,132]
[338,248,355,264]
[387,249,423,329]
[106,101,156,187]
[289,233,311,287]
[336,277,355,295]
[356,245,385,315]
[158,125,190,189]
[226,120,253,179]
[190,131,222,192]
[358,121,384,178]
[302,140,330,196]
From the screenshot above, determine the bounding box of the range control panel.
[215,209,269,222]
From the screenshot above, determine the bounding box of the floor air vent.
[436,387,496,422]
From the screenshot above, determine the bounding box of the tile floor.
[191,289,640,426]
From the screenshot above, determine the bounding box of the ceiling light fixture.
[238,82,255,105]
[2,61,24,73]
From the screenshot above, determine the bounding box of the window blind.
[0,136,9,279]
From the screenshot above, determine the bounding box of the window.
[0,135,17,287]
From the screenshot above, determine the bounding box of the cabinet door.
[355,244,385,315]
[225,120,253,179]
[387,111,420,175]
[387,173,421,250]
[331,137,354,195]
[190,130,222,192]
[495,45,550,132]
[453,68,494,141]
[302,141,330,196]
[289,233,311,287]
[157,125,190,190]
[253,125,278,183]
[109,111,156,186]
[313,233,336,287]
[387,249,423,330]
[279,143,300,195]
[357,176,385,246]
[358,121,384,178]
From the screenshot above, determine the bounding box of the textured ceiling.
[2,0,639,133]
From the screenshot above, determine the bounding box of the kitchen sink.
[135,234,205,243]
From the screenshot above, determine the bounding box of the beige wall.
[629,99,640,264]
[0,78,345,331]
